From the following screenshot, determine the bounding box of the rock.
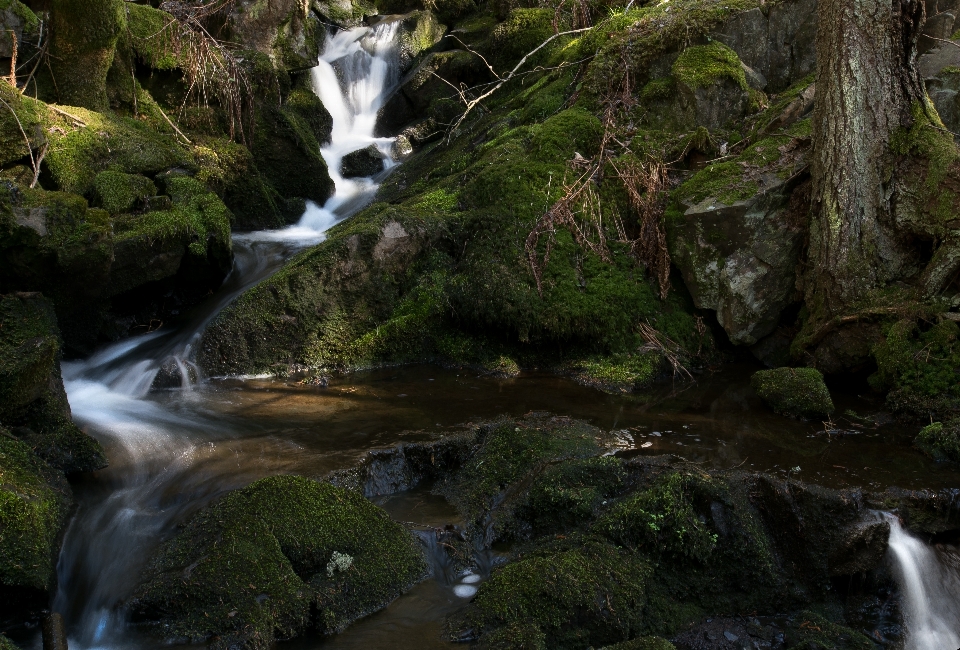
[0,293,107,474]
[341,145,386,178]
[741,62,768,91]
[919,41,960,80]
[671,42,750,131]
[919,10,957,54]
[751,367,835,418]
[669,172,807,346]
[224,0,324,70]
[92,171,157,215]
[828,520,891,576]
[391,134,414,159]
[42,612,68,650]
[0,0,38,58]
[915,418,960,462]
[392,10,446,74]
[711,0,818,93]
[130,475,428,647]
[723,631,738,642]
[150,357,198,391]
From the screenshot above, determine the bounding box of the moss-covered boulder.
[915,419,960,462]
[751,367,834,418]
[92,171,157,215]
[130,475,428,649]
[0,433,71,594]
[0,293,106,474]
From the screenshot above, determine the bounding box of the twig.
[30,141,48,188]
[48,104,86,126]
[446,26,593,141]
[8,29,17,88]
[156,103,191,144]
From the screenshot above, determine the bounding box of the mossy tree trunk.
[49,0,125,110]
[801,0,931,366]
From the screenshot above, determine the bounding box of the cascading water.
[884,513,960,650]
[52,22,403,649]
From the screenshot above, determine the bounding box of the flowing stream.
[52,22,405,649]
[885,514,960,650]
[35,18,960,650]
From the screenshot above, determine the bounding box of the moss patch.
[915,419,960,462]
[92,171,157,215]
[751,367,835,418]
[0,434,69,591]
[672,42,747,91]
[131,475,427,648]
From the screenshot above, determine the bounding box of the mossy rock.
[126,2,181,70]
[130,475,428,648]
[783,610,874,650]
[454,535,652,649]
[0,434,71,592]
[915,419,960,462]
[193,137,283,230]
[92,171,157,215]
[751,367,834,418]
[672,41,747,91]
[0,292,106,474]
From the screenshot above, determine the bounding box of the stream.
[29,19,960,650]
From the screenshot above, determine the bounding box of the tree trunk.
[806,0,927,320]
[49,0,125,110]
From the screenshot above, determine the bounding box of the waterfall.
[884,513,960,650]
[52,21,403,649]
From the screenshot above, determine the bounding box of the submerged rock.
[130,475,428,648]
[750,367,834,418]
[341,145,386,178]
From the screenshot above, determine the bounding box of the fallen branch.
[446,26,593,141]
[30,141,48,188]
[8,29,17,88]
[156,103,191,144]
[48,104,86,126]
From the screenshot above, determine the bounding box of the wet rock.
[829,520,891,576]
[872,486,960,534]
[130,475,428,647]
[393,10,446,74]
[42,612,68,650]
[341,145,386,178]
[150,357,198,391]
[223,0,324,70]
[751,367,835,418]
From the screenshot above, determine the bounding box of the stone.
[0,0,38,58]
[391,10,446,74]
[670,175,806,346]
[828,520,891,576]
[340,144,386,178]
[224,0,323,70]
[710,0,818,93]
[751,367,835,418]
[723,631,739,642]
[742,62,768,91]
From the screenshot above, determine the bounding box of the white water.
[884,513,960,650]
[52,22,402,649]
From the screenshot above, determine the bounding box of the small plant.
[326,551,354,577]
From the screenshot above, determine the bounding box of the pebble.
[724,631,739,642]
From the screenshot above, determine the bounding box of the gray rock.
[675,75,749,131]
[828,520,891,576]
[724,631,739,642]
[340,145,386,178]
[919,11,957,54]
[711,0,817,93]
[225,0,323,70]
[919,41,960,80]
[742,62,767,91]
[0,1,38,58]
[389,10,446,74]
[670,175,806,346]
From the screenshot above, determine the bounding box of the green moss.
[599,472,718,563]
[193,137,282,229]
[1,0,39,33]
[115,176,231,257]
[487,9,556,69]
[0,634,18,650]
[915,419,960,462]
[126,3,180,70]
[517,456,625,534]
[751,367,835,418]
[569,353,661,393]
[445,419,603,529]
[44,107,192,195]
[640,77,676,103]
[458,536,651,649]
[0,434,69,591]
[92,171,157,214]
[673,161,758,206]
[784,611,873,650]
[871,318,960,405]
[132,475,427,647]
[672,42,746,91]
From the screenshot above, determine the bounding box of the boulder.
[750,367,835,418]
[669,169,807,347]
[224,0,324,70]
[391,10,446,74]
[671,42,751,131]
[341,144,386,177]
[710,0,818,93]
[130,475,428,647]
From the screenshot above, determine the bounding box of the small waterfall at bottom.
[884,512,960,650]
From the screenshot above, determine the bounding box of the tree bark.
[806,0,927,320]
[49,0,125,110]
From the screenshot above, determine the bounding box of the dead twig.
[8,29,17,88]
[639,321,693,381]
[156,103,191,144]
[48,104,86,126]
[30,141,48,188]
